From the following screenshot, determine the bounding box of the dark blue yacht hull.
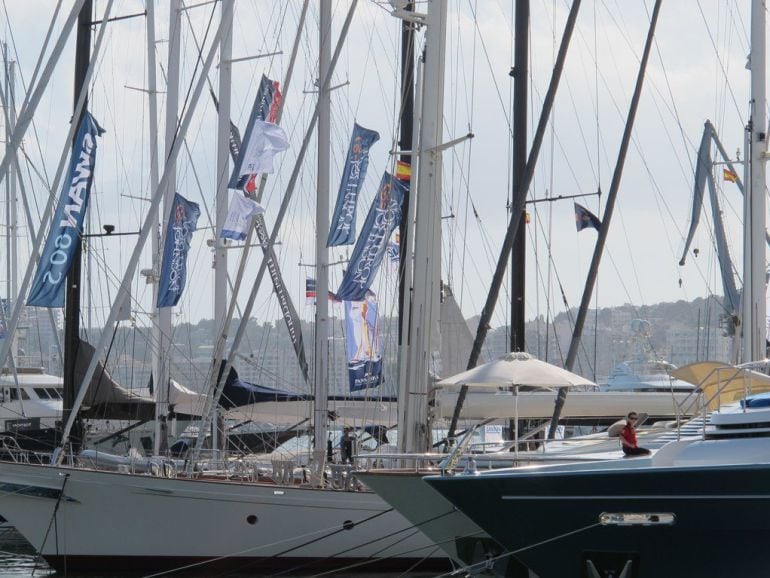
[427,461,770,577]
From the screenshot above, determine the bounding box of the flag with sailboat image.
[344,290,383,391]
[157,193,200,308]
[28,111,105,308]
[336,172,406,301]
[327,123,380,247]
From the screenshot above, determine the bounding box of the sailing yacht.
[0,0,458,573]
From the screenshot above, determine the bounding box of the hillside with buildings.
[15,296,731,395]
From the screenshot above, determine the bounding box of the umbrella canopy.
[435,351,596,390]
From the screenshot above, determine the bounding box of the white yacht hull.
[0,461,448,573]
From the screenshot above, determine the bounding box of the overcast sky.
[0,1,758,344]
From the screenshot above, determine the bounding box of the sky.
[0,0,758,345]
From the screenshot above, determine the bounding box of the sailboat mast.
[212,0,233,457]
[743,0,767,363]
[402,0,447,454]
[3,44,17,357]
[397,2,415,341]
[153,0,180,455]
[62,0,92,448]
[313,0,331,468]
[510,0,529,354]
[146,0,163,455]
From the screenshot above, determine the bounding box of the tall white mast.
[313,0,332,476]
[743,0,767,363]
[400,0,446,454]
[153,0,180,455]
[213,0,233,457]
[3,44,17,358]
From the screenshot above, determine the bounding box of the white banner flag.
[237,120,289,178]
[221,194,264,241]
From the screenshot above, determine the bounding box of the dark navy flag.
[28,112,104,307]
[336,173,406,301]
[574,202,602,231]
[228,74,281,191]
[157,193,200,308]
[327,123,380,247]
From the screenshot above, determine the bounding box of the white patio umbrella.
[436,351,596,390]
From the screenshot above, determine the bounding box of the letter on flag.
[221,193,264,241]
[28,112,104,307]
[157,193,200,308]
[345,291,383,391]
[336,173,406,301]
[327,123,380,247]
[723,168,738,183]
[574,202,602,232]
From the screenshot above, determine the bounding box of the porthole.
[246,515,258,525]
[342,520,355,531]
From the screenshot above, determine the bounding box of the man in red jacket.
[620,412,651,456]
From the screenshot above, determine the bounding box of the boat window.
[9,389,17,401]
[20,389,29,400]
[46,388,61,399]
[33,388,50,399]
[56,388,64,398]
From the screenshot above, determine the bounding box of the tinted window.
[20,389,29,400]
[46,388,61,399]
[33,388,50,399]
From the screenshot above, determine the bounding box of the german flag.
[396,160,411,181]
[723,168,738,183]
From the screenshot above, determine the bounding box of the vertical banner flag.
[345,291,383,391]
[218,75,309,384]
[28,112,104,307]
[336,173,406,301]
[327,123,380,246]
[574,202,602,232]
[157,193,200,308]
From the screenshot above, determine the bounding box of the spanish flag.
[396,160,411,181]
[723,168,738,183]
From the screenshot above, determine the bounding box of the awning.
[671,361,770,411]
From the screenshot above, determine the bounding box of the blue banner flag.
[157,193,200,308]
[327,123,380,247]
[345,291,383,391]
[574,202,602,231]
[28,112,104,307]
[336,173,406,301]
[228,75,281,191]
